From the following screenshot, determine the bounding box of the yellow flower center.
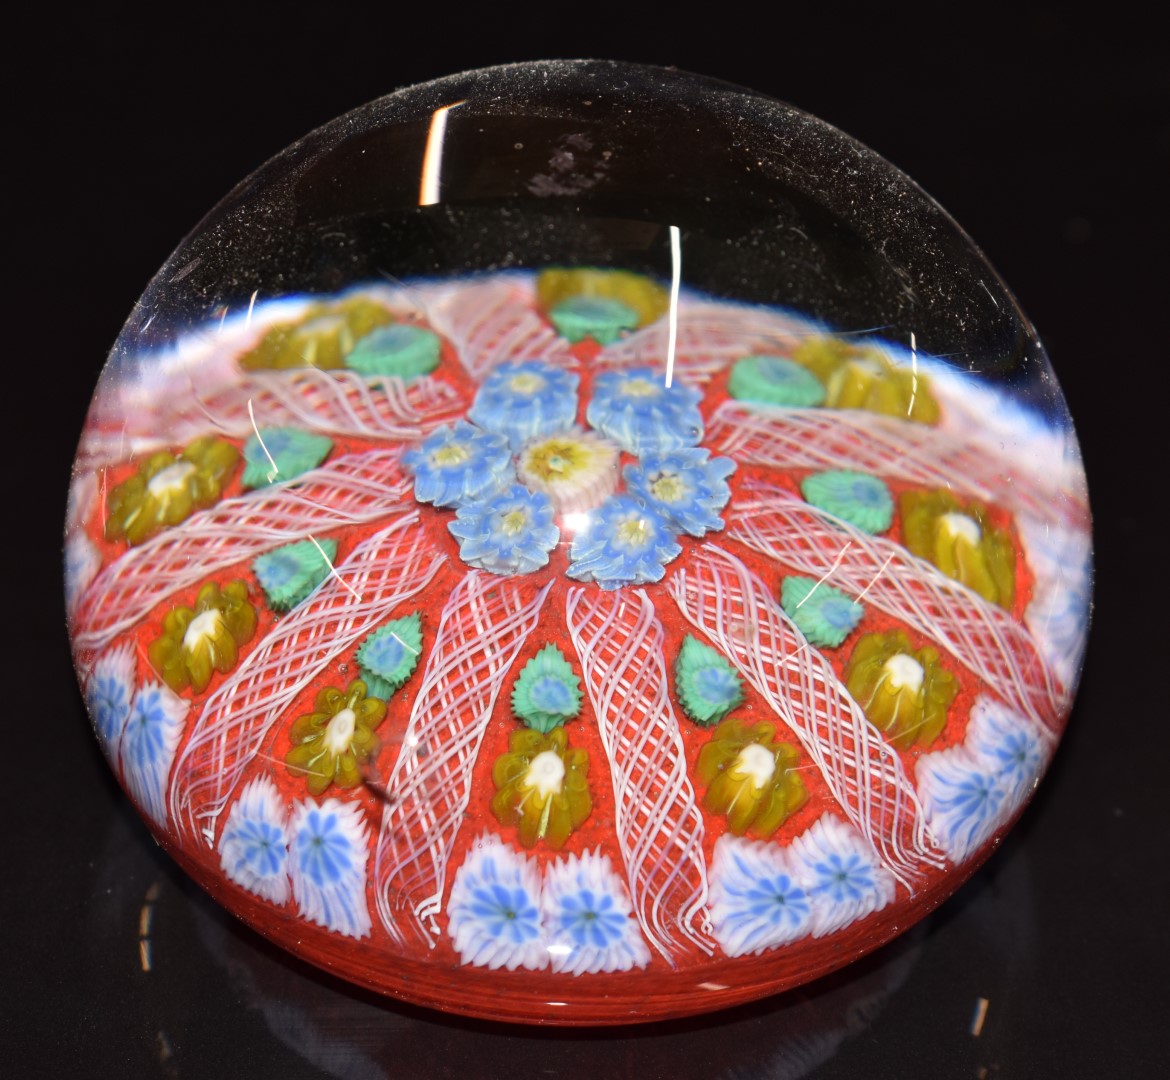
[147,460,197,499]
[616,514,653,548]
[650,473,687,503]
[826,358,884,401]
[882,653,925,693]
[938,512,982,546]
[182,608,225,651]
[524,749,566,798]
[323,707,357,755]
[733,742,776,790]
[508,372,545,394]
[499,508,529,535]
[432,443,471,466]
[621,376,661,398]
[523,438,589,481]
[291,314,353,365]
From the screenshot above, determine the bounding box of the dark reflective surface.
[13,7,1168,1077]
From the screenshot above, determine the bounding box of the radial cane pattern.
[67,273,1089,1006]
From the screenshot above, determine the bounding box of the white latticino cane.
[182,369,465,442]
[566,587,715,962]
[669,545,944,885]
[706,402,1090,529]
[169,514,442,846]
[596,301,808,383]
[374,573,552,947]
[729,484,1068,734]
[77,371,465,472]
[425,279,572,379]
[72,449,411,653]
[74,431,189,476]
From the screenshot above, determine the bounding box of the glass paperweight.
[64,60,1091,1025]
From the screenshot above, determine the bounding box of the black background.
[6,4,1167,1077]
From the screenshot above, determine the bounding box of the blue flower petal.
[918,751,1006,863]
[119,682,188,827]
[295,808,354,887]
[623,448,735,537]
[567,494,682,588]
[709,836,814,956]
[288,798,372,939]
[86,644,136,759]
[467,361,580,450]
[447,835,548,971]
[448,484,559,575]
[967,699,1045,799]
[789,815,895,937]
[402,421,514,508]
[219,776,291,905]
[586,367,703,454]
[542,850,650,974]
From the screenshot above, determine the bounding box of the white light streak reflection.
[855,552,896,603]
[665,224,682,387]
[419,101,466,206]
[971,996,990,1037]
[907,330,919,418]
[802,541,852,596]
[246,399,279,483]
[138,880,162,973]
[307,534,362,603]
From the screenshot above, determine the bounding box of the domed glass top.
[65,60,1090,1024]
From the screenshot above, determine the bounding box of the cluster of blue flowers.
[708,816,895,955]
[218,780,373,937]
[403,361,735,586]
[446,837,651,973]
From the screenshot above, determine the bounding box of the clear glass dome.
[65,60,1091,1024]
